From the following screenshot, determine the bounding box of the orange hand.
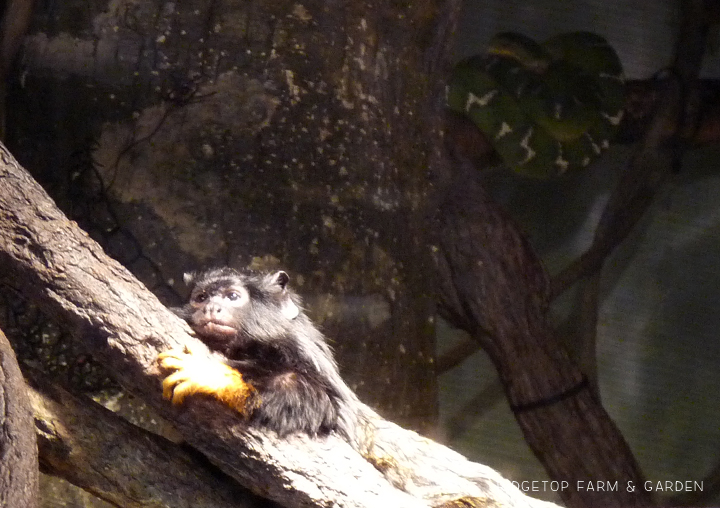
[158,346,256,414]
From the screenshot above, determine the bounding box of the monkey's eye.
[193,292,208,303]
[224,287,248,305]
[227,290,247,303]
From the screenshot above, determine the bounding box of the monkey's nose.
[206,304,225,318]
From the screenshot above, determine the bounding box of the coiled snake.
[447,31,625,178]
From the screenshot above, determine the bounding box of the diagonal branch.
[550,73,682,299]
[27,367,265,508]
[0,142,415,507]
[0,143,556,508]
[433,162,651,508]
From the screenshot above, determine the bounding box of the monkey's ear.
[269,271,299,319]
[271,271,290,290]
[183,272,196,286]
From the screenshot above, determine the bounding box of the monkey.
[157,267,362,444]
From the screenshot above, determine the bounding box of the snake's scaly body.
[448,31,625,178]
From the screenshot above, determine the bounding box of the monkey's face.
[182,270,302,346]
[188,284,250,339]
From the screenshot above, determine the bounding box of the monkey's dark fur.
[170,267,361,443]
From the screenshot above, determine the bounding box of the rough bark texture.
[0,142,556,508]
[27,368,268,508]
[434,165,651,508]
[0,328,39,508]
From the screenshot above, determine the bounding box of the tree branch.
[551,0,709,299]
[550,73,682,299]
[0,328,38,507]
[27,367,266,508]
[434,163,651,508]
[0,144,556,508]
[435,336,480,374]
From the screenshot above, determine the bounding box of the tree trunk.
[434,165,652,508]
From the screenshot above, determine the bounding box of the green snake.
[447,32,625,178]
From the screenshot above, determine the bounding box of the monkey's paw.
[157,346,255,414]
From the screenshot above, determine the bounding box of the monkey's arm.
[158,346,256,414]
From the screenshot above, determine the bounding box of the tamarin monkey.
[158,268,362,445]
